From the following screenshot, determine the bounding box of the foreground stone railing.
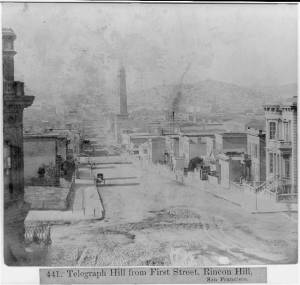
[24,223,51,245]
[276,193,298,203]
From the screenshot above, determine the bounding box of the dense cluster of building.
[109,54,298,199]
[121,103,297,196]
[116,71,297,198]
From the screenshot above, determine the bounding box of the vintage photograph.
[2,2,298,267]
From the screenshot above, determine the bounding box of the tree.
[188,157,203,171]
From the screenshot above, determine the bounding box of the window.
[269,122,276,139]
[249,143,258,158]
[4,157,11,170]
[287,121,292,141]
[9,183,13,198]
[248,143,252,156]
[4,40,13,50]
[269,155,273,173]
[285,158,290,178]
[283,122,288,141]
[253,144,258,158]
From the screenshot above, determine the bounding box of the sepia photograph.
[2,2,298,269]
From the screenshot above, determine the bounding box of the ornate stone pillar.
[291,106,297,193]
[3,28,34,265]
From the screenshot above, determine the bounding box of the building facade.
[23,134,68,186]
[215,132,247,154]
[209,132,247,187]
[123,133,154,155]
[246,127,266,184]
[3,28,34,264]
[165,135,180,169]
[179,135,207,168]
[205,137,216,162]
[141,136,166,164]
[218,152,244,188]
[264,97,297,193]
[50,128,81,159]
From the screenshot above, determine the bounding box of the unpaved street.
[40,155,297,266]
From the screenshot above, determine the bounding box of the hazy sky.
[2,3,298,106]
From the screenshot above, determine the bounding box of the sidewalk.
[25,165,104,227]
[187,177,297,213]
[134,157,297,214]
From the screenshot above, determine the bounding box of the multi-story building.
[245,127,266,184]
[264,97,297,193]
[3,28,34,264]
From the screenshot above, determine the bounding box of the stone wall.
[4,200,30,265]
[24,139,56,179]
[24,184,71,210]
[208,175,219,186]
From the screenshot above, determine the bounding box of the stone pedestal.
[114,114,129,144]
[4,200,30,265]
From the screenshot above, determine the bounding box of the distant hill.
[127,79,297,113]
[251,83,297,103]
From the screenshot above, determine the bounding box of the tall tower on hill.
[113,66,130,144]
[119,66,128,117]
